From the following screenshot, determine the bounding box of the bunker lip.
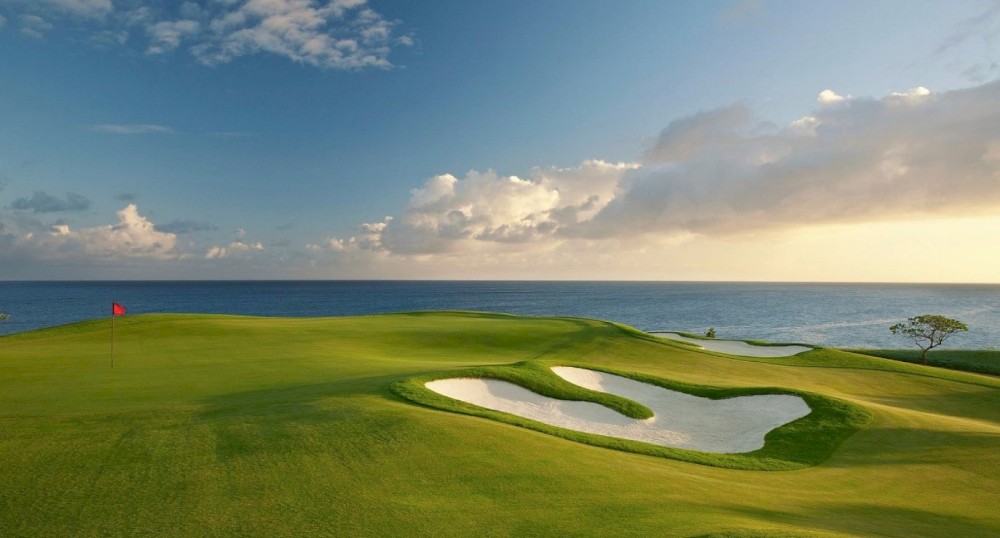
[651,332,812,357]
[424,367,811,454]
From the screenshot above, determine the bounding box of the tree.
[889,315,968,364]
[705,327,716,338]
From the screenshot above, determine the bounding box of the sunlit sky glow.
[1,0,999,281]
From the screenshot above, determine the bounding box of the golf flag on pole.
[111,302,125,369]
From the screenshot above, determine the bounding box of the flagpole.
[110,303,115,369]
[109,302,126,369]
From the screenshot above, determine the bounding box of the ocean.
[0,281,997,349]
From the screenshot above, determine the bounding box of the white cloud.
[788,115,819,136]
[314,82,1000,273]
[92,124,174,134]
[0,14,7,27]
[817,89,846,104]
[19,14,54,39]
[3,0,408,70]
[312,160,635,257]
[205,240,264,259]
[584,82,1000,239]
[887,86,932,104]
[186,0,404,69]
[146,19,200,55]
[5,204,178,260]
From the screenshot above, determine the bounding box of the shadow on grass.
[867,384,1000,424]
[689,530,847,538]
[822,427,1000,468]
[847,349,1000,377]
[194,374,409,462]
[717,502,994,538]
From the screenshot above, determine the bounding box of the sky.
[1,0,999,282]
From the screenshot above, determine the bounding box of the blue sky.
[1,0,999,281]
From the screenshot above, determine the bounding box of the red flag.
[112,302,126,316]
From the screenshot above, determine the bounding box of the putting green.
[2,312,1000,537]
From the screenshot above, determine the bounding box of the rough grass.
[2,312,1000,537]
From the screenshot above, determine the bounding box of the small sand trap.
[652,332,812,357]
[425,367,810,453]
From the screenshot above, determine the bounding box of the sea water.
[0,281,997,348]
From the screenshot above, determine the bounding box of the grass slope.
[2,312,1000,537]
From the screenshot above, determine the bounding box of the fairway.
[2,312,1000,537]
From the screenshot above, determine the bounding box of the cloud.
[640,105,755,163]
[585,82,1000,239]
[930,2,1000,83]
[155,219,218,234]
[19,14,54,39]
[312,160,636,256]
[11,191,91,213]
[0,14,7,27]
[317,81,1000,266]
[35,0,112,18]
[934,2,1000,57]
[92,123,173,134]
[179,2,204,20]
[114,192,137,202]
[146,19,200,55]
[87,28,128,47]
[205,241,264,259]
[817,89,846,104]
[3,0,409,70]
[188,0,402,69]
[3,204,178,261]
[887,86,931,102]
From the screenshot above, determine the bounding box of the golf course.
[2,311,999,537]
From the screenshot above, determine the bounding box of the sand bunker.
[425,367,810,453]
[652,332,812,357]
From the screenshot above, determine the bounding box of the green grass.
[846,348,1000,376]
[3,312,1000,537]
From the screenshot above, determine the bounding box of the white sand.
[652,332,812,357]
[425,367,810,453]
